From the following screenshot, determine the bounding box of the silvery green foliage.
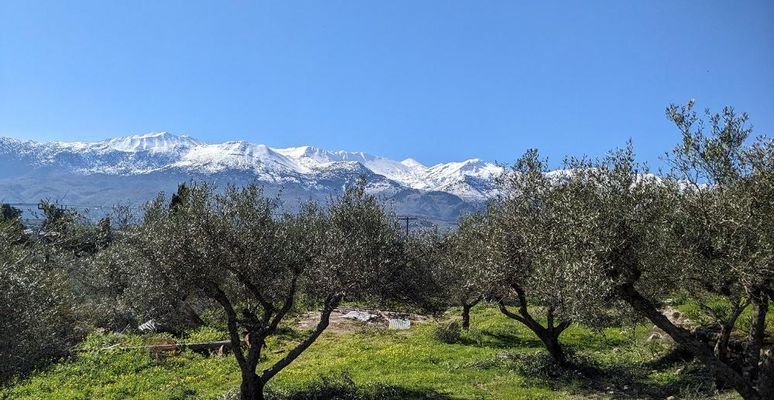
[557,103,772,399]
[126,180,405,399]
[131,183,286,306]
[77,239,185,332]
[667,101,774,299]
[313,179,405,303]
[0,222,79,383]
[129,180,405,315]
[489,149,627,326]
[744,139,774,295]
[379,225,443,311]
[564,145,679,299]
[666,103,773,392]
[436,213,490,309]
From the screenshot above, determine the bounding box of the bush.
[504,352,566,379]
[432,320,462,344]
[0,243,81,383]
[280,373,360,400]
[258,373,451,400]
[501,351,593,380]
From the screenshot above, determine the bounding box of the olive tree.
[561,125,770,399]
[435,213,491,329]
[0,221,79,383]
[128,181,403,400]
[381,227,446,313]
[741,138,774,393]
[0,204,24,240]
[485,149,607,364]
[665,102,773,396]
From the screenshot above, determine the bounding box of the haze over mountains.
[0,132,504,225]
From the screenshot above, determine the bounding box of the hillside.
[0,133,503,225]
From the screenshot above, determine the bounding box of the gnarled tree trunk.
[757,350,773,399]
[538,328,566,365]
[617,283,761,400]
[714,299,746,364]
[240,372,265,400]
[461,296,483,330]
[206,282,344,400]
[497,285,571,365]
[745,292,768,382]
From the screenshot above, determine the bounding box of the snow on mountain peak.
[400,158,426,169]
[101,132,203,153]
[273,145,337,164]
[52,132,203,154]
[0,133,503,200]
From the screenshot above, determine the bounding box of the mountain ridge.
[0,132,504,226]
[0,132,503,200]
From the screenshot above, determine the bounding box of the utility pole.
[399,216,417,237]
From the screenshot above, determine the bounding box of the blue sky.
[1,1,772,167]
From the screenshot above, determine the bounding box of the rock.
[343,310,376,322]
[647,332,663,342]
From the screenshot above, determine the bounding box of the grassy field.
[0,306,752,400]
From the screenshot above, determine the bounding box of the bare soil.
[295,307,430,334]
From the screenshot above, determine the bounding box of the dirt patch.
[296,307,430,335]
[661,306,696,330]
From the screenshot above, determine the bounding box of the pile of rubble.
[296,307,428,333]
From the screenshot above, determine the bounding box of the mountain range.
[0,132,504,225]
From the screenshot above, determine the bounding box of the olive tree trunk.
[210,279,343,400]
[240,372,265,400]
[713,299,747,364]
[497,285,571,365]
[617,283,762,400]
[745,292,768,382]
[461,296,483,330]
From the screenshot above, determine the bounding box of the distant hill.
[0,132,504,226]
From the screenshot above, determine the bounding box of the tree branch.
[267,275,299,333]
[617,282,760,400]
[555,319,572,334]
[260,293,342,382]
[497,299,529,326]
[206,283,247,369]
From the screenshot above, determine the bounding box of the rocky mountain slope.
[0,132,504,226]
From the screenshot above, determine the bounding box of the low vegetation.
[1,102,772,399]
[5,305,771,399]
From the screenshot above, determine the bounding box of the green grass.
[673,294,774,336]
[1,306,748,400]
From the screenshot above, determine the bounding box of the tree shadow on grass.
[460,327,630,353]
[500,349,718,400]
[274,326,310,342]
[459,329,545,349]
[266,373,453,400]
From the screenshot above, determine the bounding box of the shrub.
[433,320,462,344]
[0,235,81,383]
[280,373,360,400]
[501,350,595,380]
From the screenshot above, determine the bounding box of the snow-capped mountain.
[0,132,504,225]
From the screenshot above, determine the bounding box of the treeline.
[0,102,772,400]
